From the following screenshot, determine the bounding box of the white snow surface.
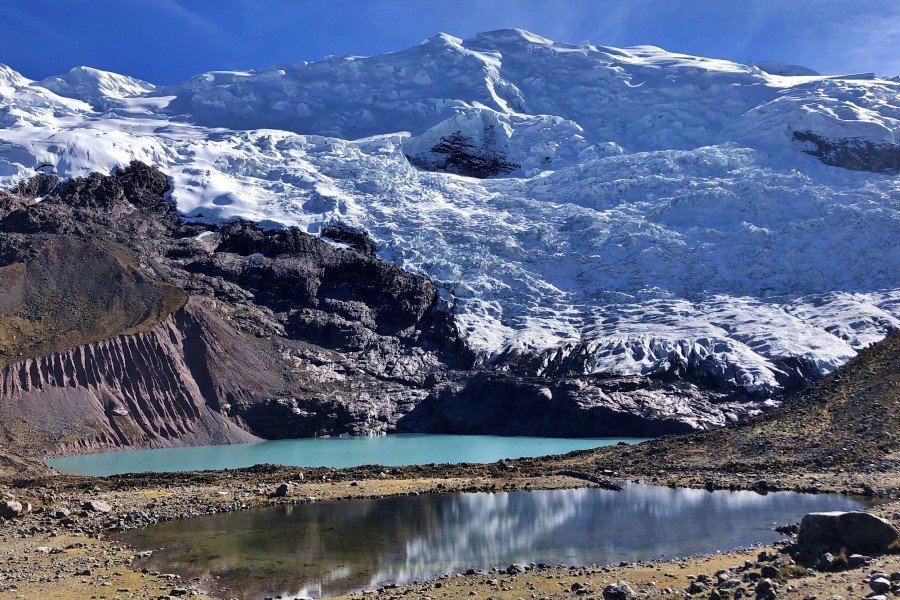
[37,66,155,109]
[1,29,899,395]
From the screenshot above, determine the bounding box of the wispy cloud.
[149,0,225,37]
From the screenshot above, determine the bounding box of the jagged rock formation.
[793,130,900,174]
[0,163,800,456]
[406,131,520,178]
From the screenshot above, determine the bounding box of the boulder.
[82,500,112,514]
[760,565,780,579]
[273,482,292,498]
[870,577,891,594]
[0,499,24,519]
[798,511,899,554]
[847,554,868,568]
[602,581,636,600]
[755,578,777,600]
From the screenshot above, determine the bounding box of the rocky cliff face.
[0,163,781,456]
[793,130,900,174]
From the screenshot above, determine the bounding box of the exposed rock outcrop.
[793,130,900,174]
[406,130,520,178]
[399,372,756,437]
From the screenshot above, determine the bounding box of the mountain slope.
[0,163,788,455]
[0,30,898,405]
[564,329,900,493]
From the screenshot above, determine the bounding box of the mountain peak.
[36,66,154,106]
[469,28,555,46]
[0,64,29,89]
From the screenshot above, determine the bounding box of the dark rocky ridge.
[406,130,520,178]
[1,162,779,455]
[793,130,900,174]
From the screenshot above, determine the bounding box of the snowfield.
[1,29,899,396]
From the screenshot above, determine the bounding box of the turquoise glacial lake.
[45,434,648,476]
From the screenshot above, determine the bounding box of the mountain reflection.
[116,484,864,599]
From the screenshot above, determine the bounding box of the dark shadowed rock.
[794,130,900,174]
[799,511,899,554]
[406,131,520,178]
[602,580,635,600]
[321,223,377,255]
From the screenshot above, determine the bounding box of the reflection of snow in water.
[364,484,862,590]
[387,487,591,585]
[290,566,352,600]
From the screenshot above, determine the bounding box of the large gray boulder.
[799,511,899,554]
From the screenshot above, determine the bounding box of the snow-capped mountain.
[1,29,899,397]
[37,66,155,109]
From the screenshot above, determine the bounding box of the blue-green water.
[45,434,647,476]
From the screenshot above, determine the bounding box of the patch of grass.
[829,549,849,572]
[0,238,186,367]
[887,538,900,554]
[779,564,809,578]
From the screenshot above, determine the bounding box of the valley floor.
[0,450,897,600]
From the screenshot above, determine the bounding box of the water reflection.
[116,483,865,599]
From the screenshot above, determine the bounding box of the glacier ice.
[1,29,898,396]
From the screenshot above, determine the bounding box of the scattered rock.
[688,579,707,594]
[847,554,869,568]
[760,565,780,579]
[82,500,112,514]
[755,578,777,600]
[870,577,891,594]
[0,499,25,519]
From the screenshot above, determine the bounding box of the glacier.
[1,29,899,398]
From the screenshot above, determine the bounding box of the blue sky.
[2,0,899,84]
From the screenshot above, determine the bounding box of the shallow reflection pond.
[116,483,865,599]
